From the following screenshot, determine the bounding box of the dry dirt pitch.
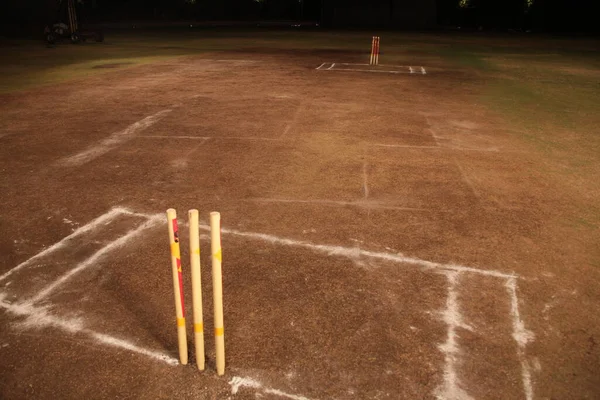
[0,36,599,400]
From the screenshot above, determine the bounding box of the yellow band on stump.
[170,242,180,258]
[213,249,222,262]
[194,323,204,333]
[210,211,225,375]
[167,208,188,365]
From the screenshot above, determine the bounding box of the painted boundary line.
[2,206,520,300]
[316,62,427,75]
[0,294,178,365]
[0,207,175,365]
[229,376,312,400]
[370,143,500,152]
[0,208,533,398]
[200,222,533,400]
[246,197,442,213]
[139,135,281,142]
[0,207,149,283]
[29,215,162,304]
[435,271,474,400]
[507,277,535,400]
[205,224,516,279]
[57,110,172,167]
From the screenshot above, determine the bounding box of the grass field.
[1,29,599,399]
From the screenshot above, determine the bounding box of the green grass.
[0,35,217,92]
[428,36,600,161]
[1,54,188,93]
[0,32,325,92]
[416,35,600,240]
[486,56,600,160]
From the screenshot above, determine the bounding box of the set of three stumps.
[166,209,225,375]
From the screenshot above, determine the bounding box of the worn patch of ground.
[0,31,599,399]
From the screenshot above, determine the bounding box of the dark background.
[1,0,599,37]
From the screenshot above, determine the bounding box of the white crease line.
[29,215,163,304]
[280,102,305,139]
[0,296,177,366]
[315,62,327,70]
[246,198,436,213]
[141,135,210,140]
[140,135,280,141]
[362,162,369,199]
[186,137,209,154]
[0,293,84,333]
[202,136,281,142]
[0,207,134,283]
[371,144,441,149]
[319,65,428,75]
[370,143,499,152]
[506,278,535,400]
[435,272,474,400]
[116,208,157,219]
[281,124,293,137]
[423,116,499,152]
[425,116,442,146]
[57,109,172,167]
[265,388,311,400]
[324,68,406,74]
[229,376,312,400]
[91,332,178,366]
[450,147,499,152]
[457,147,500,152]
[230,377,262,394]
[170,138,210,169]
[421,67,427,75]
[338,63,424,68]
[453,160,481,202]
[198,223,516,279]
